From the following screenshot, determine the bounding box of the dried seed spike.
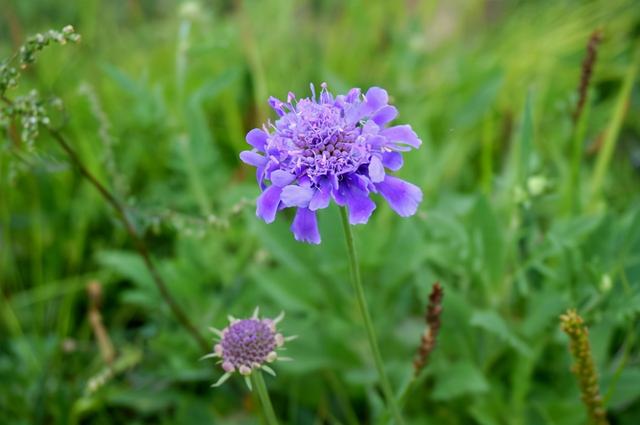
[574,29,603,123]
[414,282,444,376]
[560,309,609,425]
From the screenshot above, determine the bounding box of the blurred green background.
[1,0,640,423]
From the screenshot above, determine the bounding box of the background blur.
[1,0,640,424]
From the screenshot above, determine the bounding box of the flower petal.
[291,208,321,244]
[270,170,296,187]
[269,96,285,116]
[246,129,268,151]
[334,179,376,224]
[256,185,283,223]
[382,151,403,171]
[346,187,376,224]
[281,185,315,207]
[240,151,267,167]
[309,181,331,211]
[375,175,422,217]
[365,87,389,111]
[368,155,385,183]
[372,105,398,126]
[381,125,422,149]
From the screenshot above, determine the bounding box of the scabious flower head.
[240,83,423,244]
[204,308,292,388]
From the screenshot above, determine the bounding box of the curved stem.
[2,95,207,351]
[252,371,280,425]
[48,125,209,352]
[339,208,404,425]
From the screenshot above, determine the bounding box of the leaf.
[516,92,534,186]
[97,250,154,289]
[605,367,640,410]
[432,362,489,400]
[467,195,505,288]
[470,310,532,357]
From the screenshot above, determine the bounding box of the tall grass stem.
[339,207,405,425]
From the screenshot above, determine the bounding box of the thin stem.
[47,127,209,351]
[589,44,640,208]
[339,208,404,425]
[1,95,207,352]
[252,371,280,425]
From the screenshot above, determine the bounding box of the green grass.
[1,0,640,423]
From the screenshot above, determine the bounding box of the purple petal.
[381,125,422,149]
[367,135,387,149]
[309,181,331,211]
[346,187,376,224]
[270,170,296,187]
[334,180,376,224]
[256,166,267,189]
[365,87,388,111]
[382,151,403,171]
[269,96,285,116]
[368,156,385,183]
[281,185,315,207]
[246,129,268,151]
[256,185,283,223]
[346,88,361,103]
[361,120,380,136]
[240,151,267,167]
[372,105,398,126]
[291,208,321,244]
[375,175,422,217]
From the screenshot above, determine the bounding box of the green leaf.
[605,367,640,410]
[470,310,532,357]
[432,362,489,400]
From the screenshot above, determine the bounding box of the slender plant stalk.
[1,92,208,352]
[589,44,640,208]
[48,127,209,351]
[252,371,280,425]
[339,207,405,425]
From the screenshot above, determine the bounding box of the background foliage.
[1,0,640,424]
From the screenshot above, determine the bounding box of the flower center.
[221,319,276,368]
[273,101,369,179]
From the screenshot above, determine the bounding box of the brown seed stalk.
[413,282,444,375]
[560,309,609,425]
[87,280,116,365]
[574,29,603,123]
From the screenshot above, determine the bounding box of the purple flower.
[240,83,423,244]
[203,308,294,388]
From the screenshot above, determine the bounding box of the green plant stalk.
[566,89,592,214]
[339,208,405,425]
[589,45,640,208]
[251,371,280,425]
[481,113,494,195]
[0,95,215,352]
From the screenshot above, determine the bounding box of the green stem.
[252,371,280,425]
[589,44,640,208]
[339,208,405,425]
